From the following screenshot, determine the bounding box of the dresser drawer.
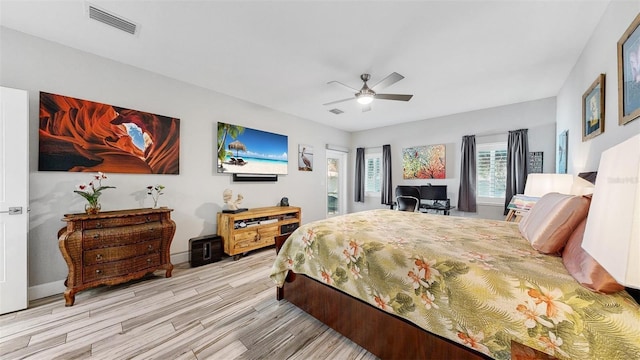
[83,223,162,250]
[82,213,162,230]
[83,253,161,283]
[83,240,161,265]
[258,225,279,238]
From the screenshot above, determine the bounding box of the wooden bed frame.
[274,235,490,360]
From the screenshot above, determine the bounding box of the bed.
[270,208,640,360]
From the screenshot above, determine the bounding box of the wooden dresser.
[58,208,176,306]
[217,206,301,260]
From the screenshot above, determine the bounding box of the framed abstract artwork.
[618,13,640,125]
[39,92,180,174]
[402,144,445,179]
[582,74,605,141]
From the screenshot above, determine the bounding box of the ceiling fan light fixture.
[357,93,374,105]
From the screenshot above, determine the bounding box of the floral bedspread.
[270,210,640,360]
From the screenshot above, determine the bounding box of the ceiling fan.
[323,72,413,112]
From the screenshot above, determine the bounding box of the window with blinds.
[365,153,382,196]
[477,142,507,204]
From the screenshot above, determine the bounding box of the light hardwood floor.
[0,248,377,359]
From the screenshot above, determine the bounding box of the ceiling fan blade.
[362,105,372,112]
[327,80,359,93]
[374,94,413,101]
[323,97,354,106]
[371,72,404,91]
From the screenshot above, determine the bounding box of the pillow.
[562,218,624,294]
[518,192,590,254]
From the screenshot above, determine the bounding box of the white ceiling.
[0,0,610,132]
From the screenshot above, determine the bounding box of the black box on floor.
[189,235,223,267]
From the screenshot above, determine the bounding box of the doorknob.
[0,207,23,215]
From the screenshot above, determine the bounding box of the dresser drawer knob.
[146,216,151,222]
[95,223,103,228]
[95,269,102,274]
[148,245,153,250]
[147,258,152,263]
[96,254,103,260]
[93,234,100,240]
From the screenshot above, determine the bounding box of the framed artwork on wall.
[557,130,568,174]
[402,144,445,179]
[39,92,180,174]
[618,13,640,125]
[298,144,313,171]
[582,74,605,141]
[216,121,288,175]
[528,151,543,174]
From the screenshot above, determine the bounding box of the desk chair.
[395,186,421,212]
[396,196,420,212]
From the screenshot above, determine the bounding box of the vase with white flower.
[74,172,115,215]
[147,184,165,208]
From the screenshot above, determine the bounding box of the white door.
[0,86,29,314]
[326,149,347,217]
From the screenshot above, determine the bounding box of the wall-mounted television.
[216,122,288,175]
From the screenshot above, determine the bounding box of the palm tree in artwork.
[217,123,244,167]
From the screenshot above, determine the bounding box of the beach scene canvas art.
[217,122,288,175]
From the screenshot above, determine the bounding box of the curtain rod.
[474,130,507,137]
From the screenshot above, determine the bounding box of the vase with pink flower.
[74,172,115,215]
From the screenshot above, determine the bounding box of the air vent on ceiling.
[329,108,344,115]
[88,5,137,35]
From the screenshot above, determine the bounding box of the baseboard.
[28,251,190,301]
[28,280,66,301]
[171,251,189,266]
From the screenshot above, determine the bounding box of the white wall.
[556,2,640,173]
[349,97,557,220]
[0,28,350,296]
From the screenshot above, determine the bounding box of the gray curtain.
[504,129,529,215]
[381,144,393,205]
[457,135,477,212]
[354,147,365,202]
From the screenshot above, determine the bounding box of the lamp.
[524,173,575,197]
[356,93,374,105]
[582,134,640,289]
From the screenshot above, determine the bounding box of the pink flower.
[516,300,553,328]
[538,331,568,358]
[350,264,363,279]
[373,292,391,311]
[457,329,490,354]
[527,287,573,324]
[342,248,356,264]
[420,291,439,310]
[414,257,441,284]
[348,239,364,259]
[320,267,333,285]
[408,269,429,289]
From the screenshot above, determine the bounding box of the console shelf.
[217,206,301,260]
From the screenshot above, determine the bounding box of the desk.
[420,203,455,215]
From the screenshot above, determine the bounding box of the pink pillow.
[562,218,624,294]
[518,192,590,254]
